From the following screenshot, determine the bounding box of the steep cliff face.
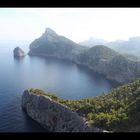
[21,79,140,132]
[28,28,86,61]
[74,45,119,75]
[106,55,138,83]
[22,90,102,132]
[74,45,140,84]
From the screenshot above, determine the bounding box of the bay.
[0,41,117,132]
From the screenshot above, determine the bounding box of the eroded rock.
[13,47,25,57]
[22,90,103,132]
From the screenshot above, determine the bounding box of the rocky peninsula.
[21,77,140,132]
[28,28,140,84]
[22,89,105,132]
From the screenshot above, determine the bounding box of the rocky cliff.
[22,89,103,132]
[74,47,140,84]
[28,28,87,61]
[13,47,25,57]
[28,28,140,84]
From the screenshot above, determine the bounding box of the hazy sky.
[1,8,140,43]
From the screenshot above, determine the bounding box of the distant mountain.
[79,37,140,60]
[28,28,140,84]
[123,53,140,62]
[79,37,108,47]
[74,45,118,67]
[29,28,87,60]
[105,37,140,59]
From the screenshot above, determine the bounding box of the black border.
[0,0,140,7]
[0,132,139,139]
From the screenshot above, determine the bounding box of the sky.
[1,8,140,43]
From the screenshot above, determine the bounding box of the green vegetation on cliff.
[28,78,140,132]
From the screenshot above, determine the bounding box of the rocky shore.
[22,90,106,132]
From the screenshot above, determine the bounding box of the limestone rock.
[22,90,103,132]
[13,47,25,57]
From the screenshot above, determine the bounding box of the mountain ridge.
[28,28,140,84]
[79,36,140,60]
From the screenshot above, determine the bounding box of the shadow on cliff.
[21,108,47,132]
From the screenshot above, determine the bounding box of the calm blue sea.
[0,41,117,132]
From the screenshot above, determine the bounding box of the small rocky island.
[22,89,104,132]
[13,47,25,57]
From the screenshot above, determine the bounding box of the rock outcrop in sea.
[21,90,104,132]
[13,47,25,57]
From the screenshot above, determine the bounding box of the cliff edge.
[22,89,104,132]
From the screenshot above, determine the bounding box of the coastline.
[28,51,121,86]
